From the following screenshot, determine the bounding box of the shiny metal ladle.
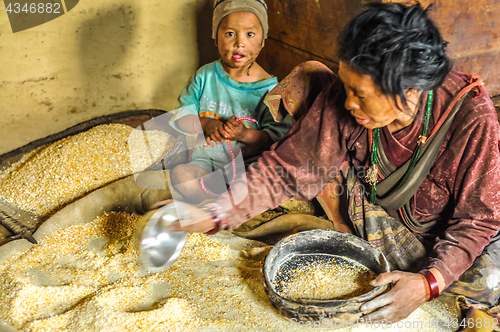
[135,202,188,272]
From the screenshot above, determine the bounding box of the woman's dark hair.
[338,2,451,111]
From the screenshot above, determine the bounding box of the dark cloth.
[216,65,500,289]
[445,231,500,306]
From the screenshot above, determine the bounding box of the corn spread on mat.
[0,124,173,216]
[0,124,461,332]
[0,213,460,332]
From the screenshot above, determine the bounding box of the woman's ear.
[403,89,423,115]
[261,39,265,49]
[215,39,218,47]
[405,89,423,104]
[405,88,421,100]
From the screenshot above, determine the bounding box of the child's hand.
[203,118,227,144]
[223,116,248,141]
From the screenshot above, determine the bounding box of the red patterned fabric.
[264,60,336,123]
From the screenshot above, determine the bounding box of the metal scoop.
[135,202,188,272]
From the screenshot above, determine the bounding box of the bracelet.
[421,269,440,301]
[204,202,227,235]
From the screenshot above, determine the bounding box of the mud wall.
[0,0,218,155]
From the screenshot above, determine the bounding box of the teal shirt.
[170,60,292,171]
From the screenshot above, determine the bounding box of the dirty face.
[216,11,264,72]
[338,61,415,132]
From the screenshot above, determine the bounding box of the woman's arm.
[213,80,357,230]
[359,268,445,323]
[424,93,500,288]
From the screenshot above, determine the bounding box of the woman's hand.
[359,271,430,323]
[201,118,228,144]
[223,116,248,141]
[148,199,216,233]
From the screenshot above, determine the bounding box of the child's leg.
[170,164,214,204]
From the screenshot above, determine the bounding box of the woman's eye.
[247,32,255,37]
[345,85,365,99]
[226,32,234,37]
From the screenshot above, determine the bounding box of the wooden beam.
[266,0,373,63]
[259,38,338,82]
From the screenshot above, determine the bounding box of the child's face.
[216,11,264,71]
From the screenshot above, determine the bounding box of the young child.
[169,0,292,204]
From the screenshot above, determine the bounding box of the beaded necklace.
[367,90,434,203]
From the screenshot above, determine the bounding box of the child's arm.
[175,114,202,134]
[175,115,229,145]
[221,116,274,150]
[200,117,228,144]
[170,66,207,135]
[178,114,231,145]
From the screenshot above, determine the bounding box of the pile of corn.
[278,259,376,301]
[0,212,272,331]
[0,212,457,332]
[0,124,173,215]
[0,124,459,332]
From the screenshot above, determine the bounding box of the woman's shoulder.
[438,70,492,105]
[439,70,477,96]
[436,70,497,123]
[431,72,499,157]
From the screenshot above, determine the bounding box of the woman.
[160,2,500,322]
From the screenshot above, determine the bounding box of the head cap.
[212,0,268,40]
